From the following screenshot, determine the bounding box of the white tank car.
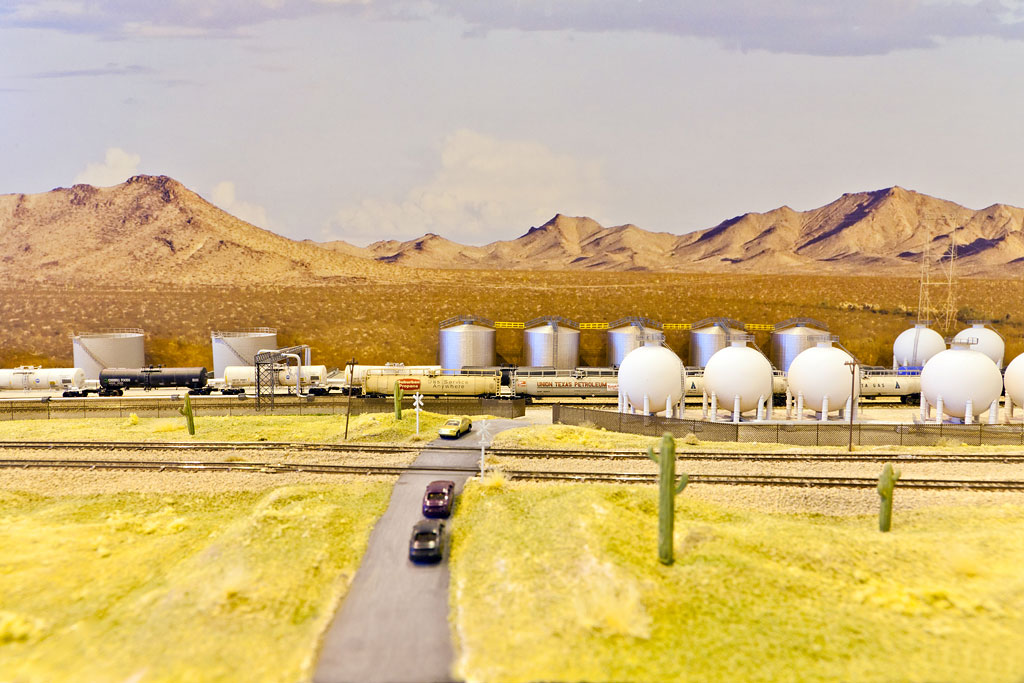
[515,367,618,397]
[223,365,328,388]
[0,367,85,391]
[341,364,443,388]
[859,369,921,398]
[362,369,500,396]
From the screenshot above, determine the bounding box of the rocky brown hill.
[0,175,398,286]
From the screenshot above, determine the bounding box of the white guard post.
[665,395,672,418]
[732,395,741,423]
[412,392,424,435]
[989,399,998,425]
[477,420,491,477]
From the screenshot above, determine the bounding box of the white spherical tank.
[893,324,945,367]
[703,344,773,413]
[1005,353,1024,408]
[953,323,1004,367]
[787,344,855,410]
[617,343,685,415]
[921,346,1002,419]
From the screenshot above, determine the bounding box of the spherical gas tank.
[1005,353,1024,408]
[617,344,685,415]
[893,325,945,367]
[921,347,1002,418]
[953,323,1005,368]
[787,345,855,409]
[702,345,773,413]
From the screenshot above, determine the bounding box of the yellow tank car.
[362,369,501,397]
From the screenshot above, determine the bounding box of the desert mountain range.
[2,175,1023,285]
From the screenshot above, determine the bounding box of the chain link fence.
[0,396,525,421]
[553,405,1024,447]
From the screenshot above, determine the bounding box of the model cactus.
[647,433,689,565]
[878,462,901,532]
[179,393,196,436]
[394,381,404,420]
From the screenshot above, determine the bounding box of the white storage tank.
[212,328,278,379]
[617,338,685,416]
[72,329,145,380]
[523,317,580,369]
[607,317,663,368]
[1004,353,1024,412]
[689,318,745,368]
[921,339,1003,420]
[786,336,856,417]
[0,367,85,391]
[702,337,773,415]
[893,323,945,368]
[953,322,1004,368]
[439,316,496,372]
[771,318,829,373]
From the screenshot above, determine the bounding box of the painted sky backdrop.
[2,1,1023,245]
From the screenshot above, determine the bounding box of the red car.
[422,480,455,518]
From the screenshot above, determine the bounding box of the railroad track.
[0,440,417,454]
[3,457,1023,491]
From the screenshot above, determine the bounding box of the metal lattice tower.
[917,216,959,333]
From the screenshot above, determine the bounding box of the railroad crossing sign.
[412,392,424,435]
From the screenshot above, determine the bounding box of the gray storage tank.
[689,317,745,368]
[607,317,663,367]
[770,318,830,373]
[71,328,146,380]
[523,316,580,369]
[211,328,278,379]
[439,316,496,372]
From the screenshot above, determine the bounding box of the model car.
[422,480,455,518]
[409,519,445,563]
[438,416,472,438]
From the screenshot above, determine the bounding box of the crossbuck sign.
[412,392,424,435]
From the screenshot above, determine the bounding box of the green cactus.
[178,393,196,436]
[878,462,901,532]
[394,381,404,420]
[647,433,689,565]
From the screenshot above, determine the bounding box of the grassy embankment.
[449,480,1024,682]
[0,483,391,682]
[0,410,476,444]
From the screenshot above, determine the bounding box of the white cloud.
[74,147,141,186]
[210,181,270,228]
[329,130,606,245]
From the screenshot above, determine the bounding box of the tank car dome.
[920,346,1002,418]
[787,345,855,409]
[703,345,773,413]
[892,325,945,367]
[1003,353,1024,408]
[953,323,1005,367]
[617,343,685,415]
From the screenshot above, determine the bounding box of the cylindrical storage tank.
[1004,353,1024,409]
[689,318,745,368]
[0,367,86,391]
[523,317,580,369]
[439,316,496,373]
[72,329,145,380]
[893,324,946,368]
[607,317,663,367]
[617,341,685,415]
[212,328,278,379]
[921,341,1003,419]
[786,338,856,412]
[702,339,773,413]
[771,318,829,373]
[953,323,1004,368]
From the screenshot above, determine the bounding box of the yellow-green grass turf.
[0,411,485,444]
[449,479,1024,682]
[0,483,391,682]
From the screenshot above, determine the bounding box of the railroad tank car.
[222,365,328,389]
[99,367,209,395]
[858,368,921,401]
[514,367,618,398]
[0,367,85,392]
[341,364,443,388]
[362,369,501,397]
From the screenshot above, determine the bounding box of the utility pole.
[344,357,356,440]
[845,360,858,452]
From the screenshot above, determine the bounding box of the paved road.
[314,418,521,683]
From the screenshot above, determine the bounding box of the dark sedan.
[422,480,455,518]
[409,519,445,563]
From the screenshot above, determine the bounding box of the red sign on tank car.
[398,379,421,391]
